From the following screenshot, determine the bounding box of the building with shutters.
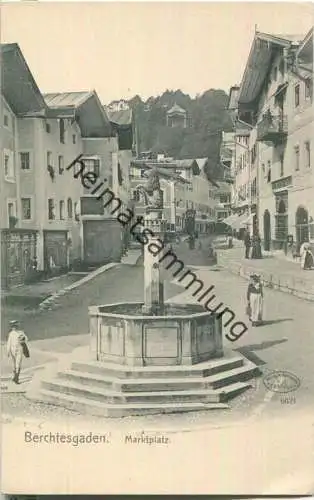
[229,28,313,250]
[0,43,133,288]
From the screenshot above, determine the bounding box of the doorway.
[263,210,271,251]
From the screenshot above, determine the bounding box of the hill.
[127,89,233,180]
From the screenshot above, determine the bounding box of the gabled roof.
[1,43,47,116]
[227,86,240,110]
[44,91,112,137]
[44,91,93,109]
[238,31,303,106]
[107,108,133,126]
[167,103,186,115]
[297,26,313,63]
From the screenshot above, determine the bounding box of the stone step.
[207,364,260,389]
[37,389,229,417]
[41,375,252,405]
[70,355,245,380]
[58,368,253,394]
[42,378,221,403]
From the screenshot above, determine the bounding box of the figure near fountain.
[135,168,164,210]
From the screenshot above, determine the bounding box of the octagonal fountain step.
[70,355,246,380]
[27,355,261,417]
[37,390,230,417]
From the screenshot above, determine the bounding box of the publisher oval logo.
[263,370,301,393]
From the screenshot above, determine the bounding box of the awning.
[233,214,252,230]
[221,214,238,226]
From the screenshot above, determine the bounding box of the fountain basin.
[89,302,223,367]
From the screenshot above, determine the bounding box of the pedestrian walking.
[246,273,263,326]
[300,241,314,270]
[6,320,30,384]
[244,230,251,259]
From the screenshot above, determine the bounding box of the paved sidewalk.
[217,243,314,301]
[2,249,142,308]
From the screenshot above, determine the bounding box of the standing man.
[6,320,29,384]
[244,229,251,259]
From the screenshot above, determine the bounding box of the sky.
[1,2,313,104]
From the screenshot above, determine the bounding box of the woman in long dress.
[247,274,263,326]
[300,242,314,270]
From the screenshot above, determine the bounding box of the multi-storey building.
[1,43,48,288]
[231,28,314,249]
[130,157,218,236]
[1,43,134,288]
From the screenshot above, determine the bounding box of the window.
[59,119,65,143]
[280,153,284,177]
[48,199,55,220]
[4,114,9,127]
[305,141,311,168]
[294,84,300,107]
[72,134,76,144]
[67,198,73,219]
[74,201,80,221]
[305,79,313,100]
[21,198,31,220]
[8,201,16,218]
[83,158,100,176]
[45,122,51,133]
[267,161,271,183]
[20,152,30,170]
[4,154,10,177]
[294,145,301,171]
[59,200,65,220]
[47,151,52,167]
[7,200,17,226]
[58,155,64,174]
[4,151,14,180]
[133,189,140,202]
[294,146,300,171]
[273,66,278,81]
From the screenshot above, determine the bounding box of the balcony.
[257,114,288,143]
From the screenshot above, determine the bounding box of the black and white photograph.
[1,1,314,494]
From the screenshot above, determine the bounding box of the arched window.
[67,198,73,219]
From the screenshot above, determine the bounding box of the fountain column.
[142,207,166,315]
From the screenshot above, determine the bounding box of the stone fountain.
[27,167,260,417]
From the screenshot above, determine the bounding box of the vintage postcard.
[1,1,314,495]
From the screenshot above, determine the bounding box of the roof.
[195,158,208,170]
[227,86,240,110]
[44,91,111,138]
[44,92,93,108]
[1,43,47,116]
[238,31,304,106]
[297,27,313,63]
[173,159,195,169]
[167,103,186,115]
[107,108,133,126]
